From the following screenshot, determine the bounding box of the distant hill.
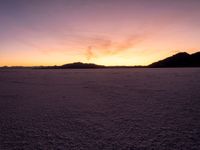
[60,62,105,69]
[38,62,106,69]
[149,52,200,67]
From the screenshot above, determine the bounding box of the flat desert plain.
[0,68,200,150]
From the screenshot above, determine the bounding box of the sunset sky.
[0,0,200,66]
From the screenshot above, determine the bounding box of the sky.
[0,0,200,66]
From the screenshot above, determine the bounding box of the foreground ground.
[0,68,200,150]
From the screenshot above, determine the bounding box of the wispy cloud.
[84,34,147,61]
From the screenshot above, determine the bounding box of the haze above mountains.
[37,51,200,68]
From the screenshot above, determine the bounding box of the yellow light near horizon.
[1,45,199,67]
[93,55,144,66]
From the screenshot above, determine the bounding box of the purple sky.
[1,0,200,66]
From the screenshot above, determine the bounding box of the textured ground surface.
[0,68,200,150]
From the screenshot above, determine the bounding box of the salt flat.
[0,68,200,150]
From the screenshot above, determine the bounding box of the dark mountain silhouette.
[190,52,200,66]
[60,62,105,69]
[38,62,106,69]
[149,52,200,67]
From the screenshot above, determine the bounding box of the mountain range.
[1,52,200,69]
[149,52,200,67]
[42,51,200,68]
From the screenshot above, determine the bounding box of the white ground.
[0,68,200,150]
